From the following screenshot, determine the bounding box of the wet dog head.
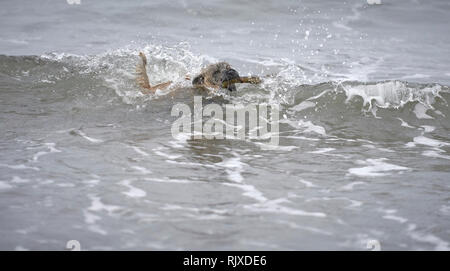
[192,62,240,91]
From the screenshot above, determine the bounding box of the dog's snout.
[221,69,240,91]
[222,69,240,82]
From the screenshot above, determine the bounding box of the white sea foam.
[298,179,317,188]
[308,148,335,154]
[165,159,218,169]
[280,119,326,136]
[341,81,442,113]
[407,224,450,251]
[306,89,332,101]
[283,135,320,141]
[120,180,147,198]
[71,129,104,143]
[160,204,227,221]
[88,195,122,214]
[144,177,198,184]
[223,183,267,202]
[88,225,108,235]
[0,163,40,171]
[379,209,408,224]
[0,181,13,190]
[339,181,366,191]
[413,103,433,119]
[299,120,326,136]
[11,176,30,184]
[440,205,450,215]
[421,125,435,133]
[83,210,101,224]
[413,136,448,147]
[131,146,149,156]
[153,148,182,160]
[348,158,409,177]
[362,144,394,153]
[131,166,152,174]
[406,125,448,150]
[343,81,404,109]
[422,149,450,160]
[254,142,298,151]
[169,133,190,148]
[383,214,408,224]
[31,143,61,162]
[248,198,326,218]
[397,118,415,128]
[276,220,333,236]
[218,155,245,183]
[291,101,315,112]
[306,196,362,208]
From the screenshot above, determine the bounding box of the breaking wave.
[1,43,448,126]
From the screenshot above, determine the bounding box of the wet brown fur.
[136,52,260,93]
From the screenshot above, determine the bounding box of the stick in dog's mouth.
[221,76,262,89]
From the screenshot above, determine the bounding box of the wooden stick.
[221,76,261,88]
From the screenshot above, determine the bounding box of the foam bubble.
[407,224,450,251]
[32,143,61,162]
[247,198,326,218]
[120,180,147,198]
[341,81,443,112]
[88,195,122,214]
[413,103,433,119]
[422,149,450,160]
[413,136,448,147]
[379,209,408,224]
[348,158,409,177]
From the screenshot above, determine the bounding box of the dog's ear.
[192,74,205,86]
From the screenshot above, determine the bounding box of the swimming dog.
[136,52,260,93]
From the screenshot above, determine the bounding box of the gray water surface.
[0,0,449,250]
